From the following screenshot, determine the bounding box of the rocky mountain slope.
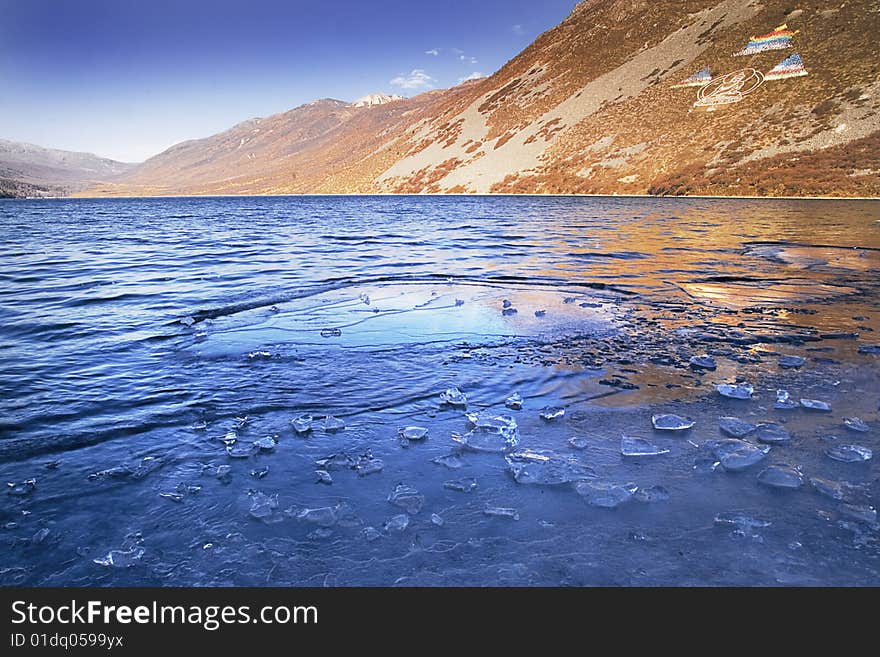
[0,140,133,197]
[86,0,880,198]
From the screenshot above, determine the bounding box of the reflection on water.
[0,195,877,586]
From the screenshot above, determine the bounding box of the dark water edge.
[0,195,878,586]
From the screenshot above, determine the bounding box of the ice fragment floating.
[716,383,754,400]
[757,464,804,489]
[505,449,594,485]
[505,393,523,410]
[621,436,669,457]
[539,406,565,421]
[291,415,313,434]
[689,355,717,370]
[388,484,425,514]
[755,423,792,445]
[439,387,468,408]
[483,506,519,520]
[774,390,798,410]
[825,444,872,463]
[651,414,695,431]
[719,417,757,439]
[575,481,637,508]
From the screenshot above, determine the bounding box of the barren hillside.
[85,0,880,198]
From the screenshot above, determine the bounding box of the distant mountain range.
[0,140,133,198]
[5,0,879,198]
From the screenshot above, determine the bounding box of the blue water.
[0,195,878,586]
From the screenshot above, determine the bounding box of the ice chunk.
[322,415,346,432]
[355,456,384,477]
[453,414,518,453]
[443,477,477,493]
[249,491,280,522]
[505,392,523,410]
[361,526,381,541]
[399,426,428,442]
[755,423,792,445]
[388,484,424,514]
[315,470,332,485]
[840,504,877,525]
[315,452,357,471]
[431,513,444,526]
[361,527,382,543]
[296,506,337,527]
[774,390,798,410]
[621,436,669,457]
[431,453,464,469]
[159,492,184,503]
[778,355,806,369]
[6,478,36,497]
[383,514,409,532]
[215,465,232,484]
[757,464,804,489]
[568,436,589,450]
[826,444,872,463]
[505,449,594,485]
[226,442,256,459]
[634,485,670,503]
[810,476,847,501]
[716,383,754,400]
[575,481,637,508]
[718,417,756,439]
[689,355,717,370]
[253,436,277,452]
[93,547,144,568]
[800,398,831,412]
[439,387,468,408]
[291,415,313,434]
[483,506,519,520]
[250,466,269,479]
[539,406,565,421]
[693,457,721,473]
[247,350,272,360]
[706,439,770,471]
[651,414,695,431]
[843,417,870,433]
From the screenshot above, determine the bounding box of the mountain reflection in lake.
[0,195,877,586]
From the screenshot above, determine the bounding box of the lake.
[0,195,878,585]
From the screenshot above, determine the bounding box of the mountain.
[0,140,134,198]
[86,0,880,198]
[352,93,405,107]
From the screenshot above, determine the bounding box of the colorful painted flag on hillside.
[734,24,798,56]
[671,66,713,88]
[764,53,808,80]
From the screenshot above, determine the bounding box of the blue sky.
[0,0,575,162]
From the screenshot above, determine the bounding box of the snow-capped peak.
[351,93,404,107]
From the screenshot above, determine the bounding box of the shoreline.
[7,192,880,201]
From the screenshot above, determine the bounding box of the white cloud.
[425,48,440,56]
[457,71,484,84]
[512,24,525,35]
[459,54,478,64]
[451,48,464,55]
[390,69,436,90]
